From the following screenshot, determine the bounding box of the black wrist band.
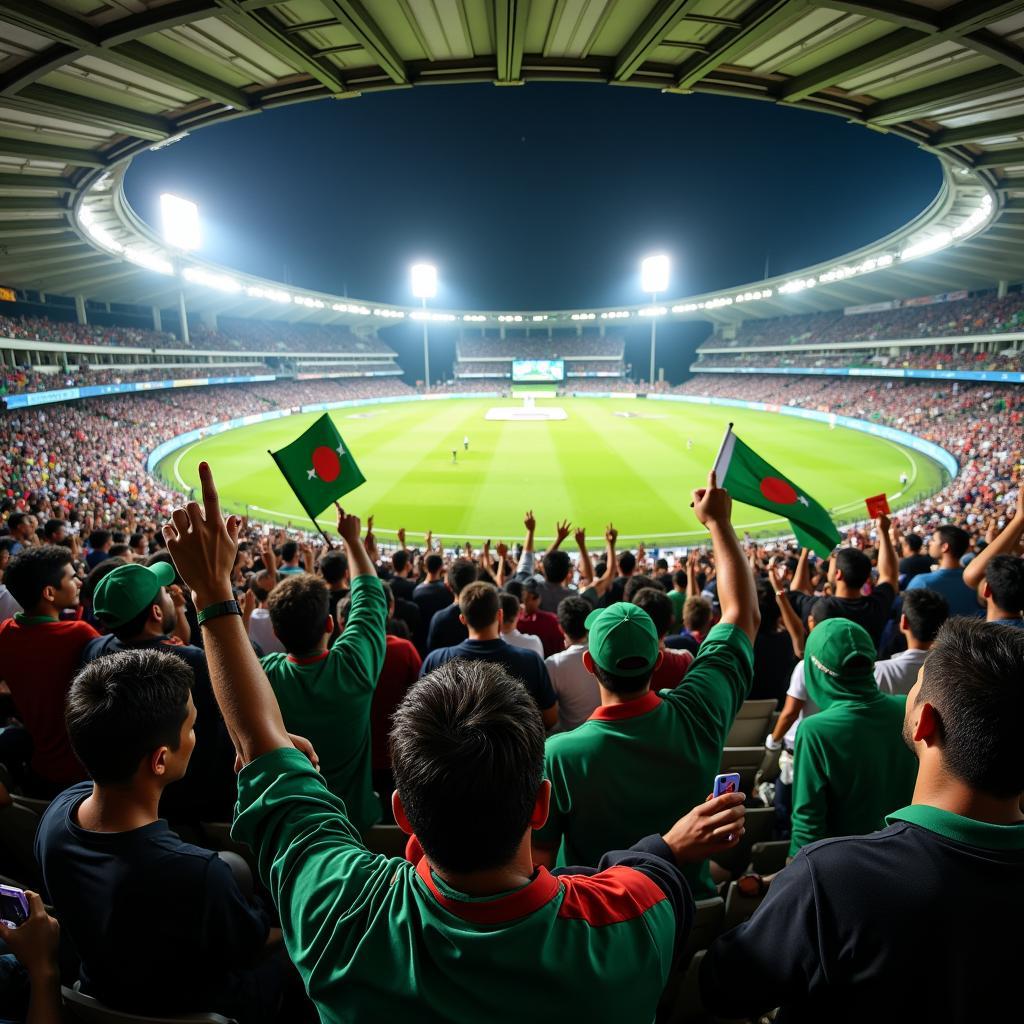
[197,600,242,626]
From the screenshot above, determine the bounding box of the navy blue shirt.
[35,784,270,1016]
[425,600,468,652]
[412,580,452,631]
[420,637,557,710]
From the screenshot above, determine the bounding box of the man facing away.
[158,462,748,1024]
[498,591,544,657]
[874,588,949,696]
[701,618,1024,1023]
[425,557,477,652]
[412,552,450,632]
[545,596,599,732]
[962,488,1024,627]
[906,524,981,618]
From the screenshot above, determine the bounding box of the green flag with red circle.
[268,413,365,523]
[712,425,840,558]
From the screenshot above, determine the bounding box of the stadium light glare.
[159,193,201,251]
[463,314,487,322]
[183,267,240,293]
[639,306,667,317]
[247,285,291,303]
[124,248,173,275]
[641,253,670,294]
[410,262,438,299]
[295,295,325,309]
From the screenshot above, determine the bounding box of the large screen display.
[512,359,565,383]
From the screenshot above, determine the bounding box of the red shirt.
[0,615,99,786]
[649,648,694,692]
[370,635,422,770]
[517,609,564,659]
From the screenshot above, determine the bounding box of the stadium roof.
[2,0,1024,326]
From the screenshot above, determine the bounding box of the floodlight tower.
[160,192,201,345]
[641,253,670,387]
[411,262,438,389]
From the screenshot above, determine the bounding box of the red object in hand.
[865,493,890,518]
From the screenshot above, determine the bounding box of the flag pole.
[711,422,734,480]
[267,448,334,550]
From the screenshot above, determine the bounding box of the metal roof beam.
[319,1,408,85]
[613,0,702,82]
[39,266,141,294]
[972,146,1024,168]
[0,173,77,193]
[0,137,106,167]
[866,66,1018,124]
[495,0,530,83]
[932,114,1024,147]
[820,3,941,33]
[0,196,66,212]
[11,84,174,141]
[672,0,803,91]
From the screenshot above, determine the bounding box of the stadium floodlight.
[641,253,670,387]
[159,193,200,251]
[410,262,438,299]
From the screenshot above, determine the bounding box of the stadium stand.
[453,333,626,382]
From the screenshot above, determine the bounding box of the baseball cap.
[584,603,659,678]
[803,617,878,708]
[93,561,176,628]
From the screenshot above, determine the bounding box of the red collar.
[588,690,661,722]
[286,650,330,665]
[415,855,559,924]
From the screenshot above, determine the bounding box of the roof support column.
[74,294,86,325]
[152,306,162,332]
[178,289,190,345]
[999,280,1008,298]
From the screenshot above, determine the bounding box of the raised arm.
[516,510,537,577]
[575,527,594,586]
[545,519,572,556]
[874,513,899,592]
[588,523,618,598]
[693,471,760,643]
[790,547,812,595]
[163,462,291,764]
[963,487,1024,589]
[686,549,700,598]
[340,505,376,579]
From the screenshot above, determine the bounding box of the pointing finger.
[199,461,221,521]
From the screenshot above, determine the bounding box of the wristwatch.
[197,599,242,626]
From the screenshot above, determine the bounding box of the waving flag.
[712,423,840,558]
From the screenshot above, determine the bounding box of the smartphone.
[0,884,29,928]
[713,772,741,798]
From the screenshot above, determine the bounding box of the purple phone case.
[713,772,741,797]
[0,884,29,927]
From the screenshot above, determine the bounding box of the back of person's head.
[267,572,329,655]
[542,549,571,585]
[43,519,65,540]
[5,545,72,610]
[585,603,659,693]
[108,543,131,559]
[459,581,499,631]
[80,555,129,607]
[684,594,714,634]
[655,558,669,573]
[623,574,657,603]
[557,596,590,642]
[129,532,145,552]
[902,588,949,643]
[320,551,348,586]
[834,548,871,590]
[280,540,298,564]
[915,618,1024,796]
[336,595,352,627]
[65,649,193,785]
[935,525,970,560]
[425,553,444,576]
[499,592,519,627]
[985,555,1024,615]
[448,557,478,595]
[392,549,409,574]
[250,571,272,604]
[390,659,544,873]
[87,529,111,551]
[8,511,29,534]
[503,579,524,602]
[904,532,924,553]
[618,551,636,576]
[630,586,673,639]
[672,569,687,589]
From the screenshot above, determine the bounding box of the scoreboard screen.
[512,359,565,383]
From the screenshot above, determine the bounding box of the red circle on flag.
[312,446,341,482]
[760,476,798,504]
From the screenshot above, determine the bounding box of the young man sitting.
[261,513,386,833]
[35,649,291,1022]
[498,591,543,657]
[158,463,748,1023]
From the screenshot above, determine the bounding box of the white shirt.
[248,607,285,655]
[545,642,600,733]
[503,628,543,658]
[874,647,929,696]
[783,661,820,748]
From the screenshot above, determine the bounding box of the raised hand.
[336,507,362,548]
[397,526,406,549]
[524,509,536,532]
[241,587,256,630]
[605,523,618,546]
[555,519,572,545]
[662,791,746,864]
[692,470,732,528]
[496,541,509,560]
[574,526,586,549]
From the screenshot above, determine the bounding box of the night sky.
[124,83,941,381]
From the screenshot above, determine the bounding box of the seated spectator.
[0,546,97,794]
[517,577,564,658]
[898,531,933,584]
[412,553,449,632]
[0,890,60,1024]
[498,592,543,656]
[160,466,747,1022]
[789,618,918,857]
[421,582,558,730]
[629,585,694,689]
[701,618,1024,1022]
[545,596,599,732]
[5,514,37,557]
[962,490,1024,627]
[425,557,476,652]
[906,525,981,617]
[875,589,949,695]
[36,649,289,1022]
[82,560,236,821]
[261,513,385,831]
[535,472,758,899]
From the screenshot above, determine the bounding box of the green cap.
[584,603,659,678]
[93,561,176,628]
[803,617,879,709]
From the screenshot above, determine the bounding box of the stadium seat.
[710,806,774,877]
[723,880,767,931]
[724,700,777,748]
[11,793,51,817]
[658,899,726,1021]
[62,984,236,1024]
[718,747,763,794]
[0,799,43,888]
[362,824,407,858]
[199,822,258,878]
[748,841,789,876]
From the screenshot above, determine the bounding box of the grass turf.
[157,397,946,545]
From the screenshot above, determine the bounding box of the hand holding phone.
[0,884,29,928]
[713,772,741,797]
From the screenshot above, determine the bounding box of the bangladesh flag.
[268,413,365,523]
[713,425,841,558]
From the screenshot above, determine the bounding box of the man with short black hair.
[0,546,97,792]
[36,649,289,1022]
[701,617,1024,1022]
[412,552,449,632]
[498,591,543,656]
[517,577,564,658]
[545,596,598,731]
[85,529,112,570]
[631,585,693,690]
[425,556,478,652]
[874,588,948,695]
[319,549,349,639]
[6,512,38,556]
[277,540,302,576]
[421,581,558,730]
[898,532,933,584]
[667,569,688,631]
[388,549,416,602]
[906,524,980,617]
[962,490,1024,627]
[42,519,67,545]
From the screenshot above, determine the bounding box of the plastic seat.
[362,824,408,858]
[198,822,257,878]
[717,747,763,794]
[62,985,235,1024]
[11,793,51,817]
[748,840,789,875]
[658,899,725,1021]
[724,700,777,748]
[711,805,775,877]
[722,880,767,931]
